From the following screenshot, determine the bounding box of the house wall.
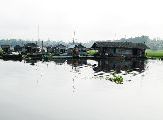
[47,47,57,53]
[116,48,132,55]
[58,48,66,53]
[14,46,22,52]
[67,48,79,56]
[47,47,52,53]
[98,47,146,58]
[136,49,145,57]
[1,45,10,53]
[67,48,73,55]
[25,47,40,53]
[99,48,133,57]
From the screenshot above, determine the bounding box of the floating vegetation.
[106,74,123,84]
[93,70,125,84]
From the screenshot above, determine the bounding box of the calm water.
[0,59,163,120]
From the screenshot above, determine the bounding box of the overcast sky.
[0,0,163,42]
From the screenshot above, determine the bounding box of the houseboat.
[91,41,149,59]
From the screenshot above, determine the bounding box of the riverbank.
[145,49,163,59]
[1,49,163,61]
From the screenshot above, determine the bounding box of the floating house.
[67,44,79,56]
[55,44,66,54]
[91,42,149,58]
[67,44,87,56]
[14,45,22,52]
[46,44,66,55]
[24,43,40,53]
[46,46,55,53]
[1,45,10,53]
[77,44,87,56]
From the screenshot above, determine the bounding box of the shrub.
[87,50,98,56]
[0,48,3,56]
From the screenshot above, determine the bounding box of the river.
[0,59,162,120]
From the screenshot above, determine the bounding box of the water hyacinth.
[106,74,123,84]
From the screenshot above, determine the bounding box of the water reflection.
[0,58,163,120]
[67,59,87,67]
[67,59,87,73]
[25,59,38,65]
[65,58,146,84]
[93,59,145,74]
[53,59,66,65]
[64,58,145,75]
[0,58,146,84]
[94,59,145,84]
[0,58,145,74]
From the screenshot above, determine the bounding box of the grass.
[145,49,163,58]
[87,50,98,56]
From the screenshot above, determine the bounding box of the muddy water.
[0,59,162,120]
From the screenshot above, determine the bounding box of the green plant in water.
[106,74,123,84]
[112,75,123,84]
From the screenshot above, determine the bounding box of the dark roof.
[1,45,10,48]
[77,44,86,48]
[24,43,38,47]
[56,44,66,48]
[68,44,86,49]
[92,42,149,49]
[14,45,22,48]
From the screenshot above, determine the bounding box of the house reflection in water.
[53,59,66,65]
[93,59,145,74]
[25,59,38,65]
[67,59,87,67]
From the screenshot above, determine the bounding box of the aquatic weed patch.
[106,74,123,84]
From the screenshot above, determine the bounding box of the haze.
[0,0,163,42]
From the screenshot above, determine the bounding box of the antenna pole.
[38,24,40,41]
[73,31,75,44]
